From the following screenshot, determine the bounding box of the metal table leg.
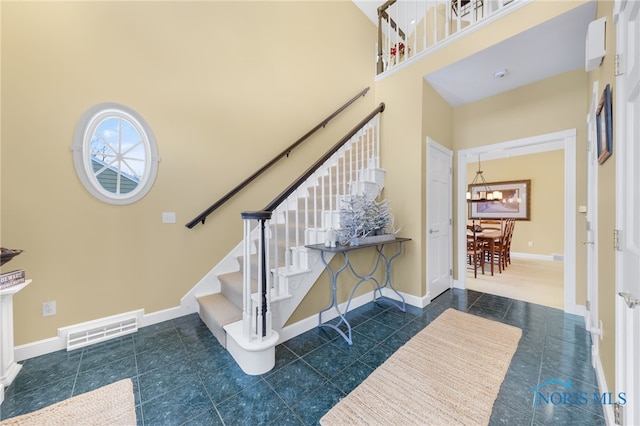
[317,250,353,344]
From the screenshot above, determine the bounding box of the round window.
[72,103,160,204]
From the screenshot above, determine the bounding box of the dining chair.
[502,218,516,267]
[466,225,485,278]
[480,219,506,273]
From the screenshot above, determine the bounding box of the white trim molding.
[14,304,194,362]
[278,289,428,344]
[456,129,578,314]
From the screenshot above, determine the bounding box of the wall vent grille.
[60,309,143,351]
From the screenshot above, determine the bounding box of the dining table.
[475,229,502,276]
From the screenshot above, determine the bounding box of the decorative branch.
[338,194,394,245]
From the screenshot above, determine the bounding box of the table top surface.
[306,237,411,253]
[0,279,32,296]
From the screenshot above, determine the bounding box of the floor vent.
[60,309,143,351]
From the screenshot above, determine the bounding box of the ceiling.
[353,1,597,106]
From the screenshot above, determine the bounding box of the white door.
[426,138,453,300]
[615,1,640,424]
[586,82,601,357]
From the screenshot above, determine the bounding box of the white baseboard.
[511,252,556,261]
[14,288,424,362]
[278,289,425,344]
[453,279,465,290]
[277,292,376,344]
[381,287,430,308]
[14,305,196,362]
[14,337,66,362]
[567,304,586,317]
[139,305,195,328]
[593,348,615,425]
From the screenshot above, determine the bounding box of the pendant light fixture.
[466,156,502,202]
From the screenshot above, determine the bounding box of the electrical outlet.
[42,301,56,317]
[528,241,534,247]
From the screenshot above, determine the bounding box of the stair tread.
[197,293,242,325]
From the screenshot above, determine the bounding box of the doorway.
[456,129,578,314]
[614,1,640,424]
[426,138,453,300]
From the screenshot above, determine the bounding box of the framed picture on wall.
[468,179,531,221]
[596,84,613,165]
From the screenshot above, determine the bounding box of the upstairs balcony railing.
[377,0,517,74]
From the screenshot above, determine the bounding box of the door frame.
[455,129,579,314]
[614,1,640,424]
[586,81,601,354]
[426,137,453,301]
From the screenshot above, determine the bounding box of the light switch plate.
[162,212,176,224]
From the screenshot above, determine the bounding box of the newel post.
[241,211,272,340]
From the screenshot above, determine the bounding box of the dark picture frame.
[468,179,531,221]
[596,84,613,165]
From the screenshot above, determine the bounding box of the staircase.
[181,108,385,375]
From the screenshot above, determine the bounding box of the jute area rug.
[321,308,522,426]
[0,379,136,426]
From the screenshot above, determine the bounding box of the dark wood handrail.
[186,87,370,228]
[242,102,385,221]
[378,1,405,40]
[242,102,384,339]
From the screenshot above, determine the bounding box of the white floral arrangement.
[337,194,398,246]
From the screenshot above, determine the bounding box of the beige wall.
[374,1,590,304]
[466,151,565,256]
[420,82,454,292]
[290,63,455,322]
[1,1,377,345]
[454,69,586,264]
[452,0,618,397]
[453,69,587,150]
[453,69,587,303]
[2,3,618,401]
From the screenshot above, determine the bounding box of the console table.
[1,279,31,403]
[306,237,410,345]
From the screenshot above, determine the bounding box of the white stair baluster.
[242,219,252,339]
[264,218,272,340]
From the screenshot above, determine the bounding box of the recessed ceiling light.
[493,68,508,79]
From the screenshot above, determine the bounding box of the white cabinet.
[0,279,31,398]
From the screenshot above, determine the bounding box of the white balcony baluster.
[378,0,518,74]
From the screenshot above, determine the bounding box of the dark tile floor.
[0,289,605,425]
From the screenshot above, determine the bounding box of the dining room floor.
[467,257,564,309]
[0,288,604,425]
